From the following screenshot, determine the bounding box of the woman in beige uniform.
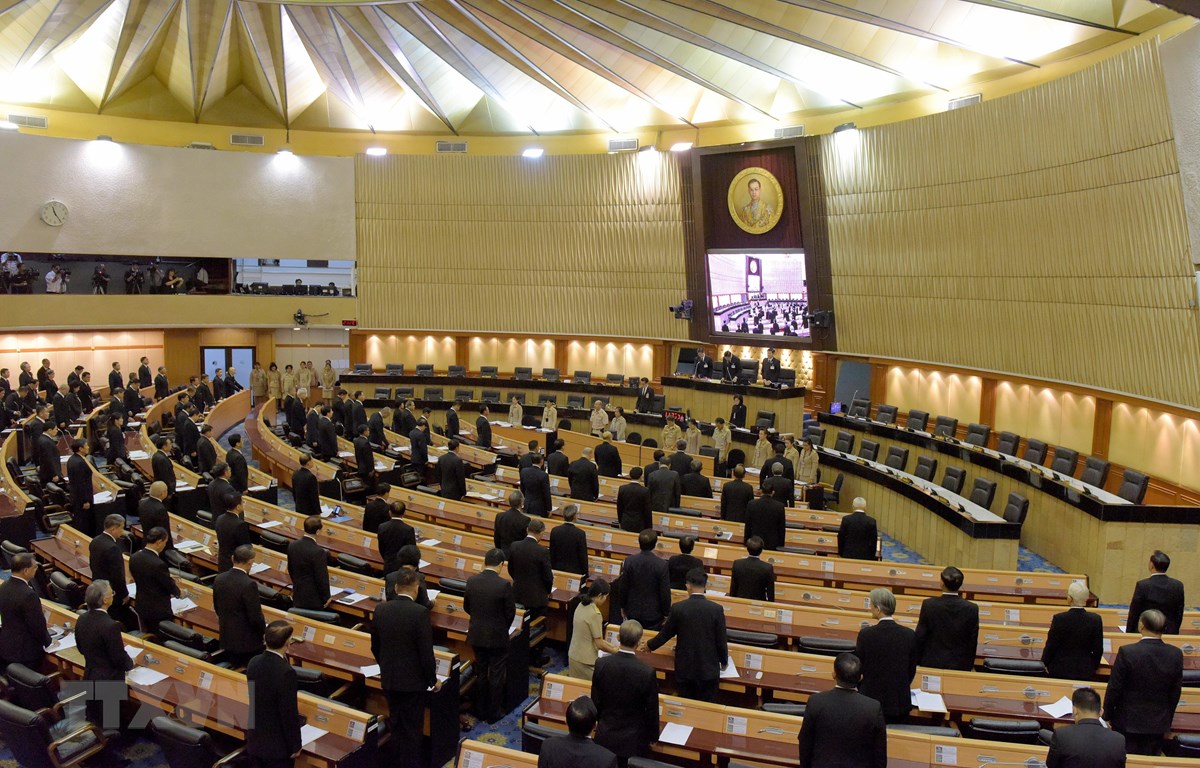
[567,579,618,680]
[796,437,819,486]
[508,395,524,425]
[321,360,337,406]
[266,362,281,405]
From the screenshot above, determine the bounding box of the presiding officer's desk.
[819,412,1200,603]
[661,373,807,428]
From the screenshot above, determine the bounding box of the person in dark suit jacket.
[761,444,795,484]
[196,425,218,475]
[213,545,267,667]
[151,436,177,495]
[78,373,95,412]
[720,465,755,523]
[105,412,128,466]
[175,409,200,463]
[518,440,540,470]
[361,487,391,533]
[305,406,321,448]
[475,405,493,450]
[520,455,553,517]
[207,464,235,514]
[90,514,136,629]
[349,392,368,436]
[107,363,123,393]
[1047,687,1127,768]
[317,408,338,459]
[137,358,152,389]
[353,425,376,481]
[797,653,887,768]
[35,425,61,485]
[291,454,321,518]
[762,463,794,507]
[216,492,253,572]
[646,462,681,513]
[153,367,169,400]
[494,493,530,555]
[365,407,388,449]
[730,537,775,601]
[593,435,621,478]
[1126,550,1185,635]
[681,461,713,499]
[646,568,727,702]
[435,440,466,500]
[567,449,600,502]
[287,517,331,610]
[288,396,307,440]
[855,588,917,723]
[0,554,51,668]
[66,440,95,534]
[744,485,786,551]
[444,400,463,440]
[373,569,438,768]
[593,620,659,763]
[384,548,432,608]
[378,502,417,574]
[666,441,691,476]
[464,549,516,723]
[77,580,135,727]
[130,527,181,633]
[124,381,144,416]
[138,482,172,549]
[546,440,570,477]
[393,401,417,439]
[642,449,664,485]
[226,434,250,492]
[616,530,671,630]
[509,518,553,615]
[721,351,741,382]
[667,536,703,592]
[28,405,48,443]
[1041,581,1105,681]
[838,498,879,561]
[538,696,618,768]
[549,505,589,575]
[246,622,303,768]
[761,349,782,384]
[408,420,431,468]
[634,378,654,414]
[617,468,652,533]
[193,377,213,412]
[914,566,979,671]
[1103,608,1183,755]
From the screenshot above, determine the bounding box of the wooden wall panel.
[355,152,688,339]
[992,383,1096,454]
[814,41,1200,408]
[0,330,164,385]
[466,338,557,374]
[884,367,982,425]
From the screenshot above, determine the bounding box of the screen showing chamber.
[706,251,809,338]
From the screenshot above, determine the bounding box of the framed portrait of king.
[727,167,784,235]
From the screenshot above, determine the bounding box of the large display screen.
[706,251,809,338]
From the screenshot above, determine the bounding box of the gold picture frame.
[728,167,784,235]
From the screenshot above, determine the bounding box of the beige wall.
[354,152,688,339]
[992,383,1096,454]
[816,41,1200,409]
[0,295,351,331]
[0,330,163,386]
[468,338,557,374]
[884,367,982,426]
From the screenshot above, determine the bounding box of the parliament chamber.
[2,3,1200,767]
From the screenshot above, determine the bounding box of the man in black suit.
[546,439,570,477]
[208,462,235,517]
[393,400,417,439]
[107,387,128,425]
[549,504,589,575]
[584,432,616,476]
[616,530,671,630]
[216,491,253,572]
[914,566,979,671]
[0,553,51,668]
[124,380,144,416]
[333,390,351,432]
[1126,550,1185,635]
[384,546,432,608]
[1041,581,1105,681]
[353,424,376,482]
[305,404,321,449]
[1103,608,1183,755]
[358,485,389,532]
[138,481,172,549]
[77,580,135,729]
[593,620,659,765]
[193,374,213,412]
[287,516,331,610]
[1047,687,1126,768]
[538,696,618,768]
[108,362,123,393]
[475,404,493,450]
[645,568,726,702]
[617,468,652,533]
[225,367,244,394]
[291,453,321,518]
[367,406,390,449]
[634,378,654,414]
[213,545,267,667]
[666,440,691,476]
[196,423,218,474]
[855,588,917,724]
[681,460,713,499]
[317,406,338,459]
[464,549,516,723]
[130,527,181,633]
[838,497,879,561]
[287,395,307,440]
[730,536,775,601]
[520,454,553,517]
[797,653,887,768]
[437,439,467,500]
[646,460,681,513]
[105,412,129,466]
[445,399,463,440]
[151,435,176,495]
[379,501,417,574]
[153,366,169,400]
[692,349,713,379]
[35,422,61,485]
[408,418,430,468]
[27,404,48,444]
[762,462,794,507]
[226,434,249,492]
[349,391,368,435]
[212,369,227,401]
[90,514,137,630]
[66,439,95,534]
[761,442,794,484]
[373,569,438,768]
[744,484,786,550]
[642,449,664,484]
[720,465,755,523]
[137,357,152,389]
[175,405,200,463]
[494,491,530,555]
[721,351,741,382]
[246,621,303,768]
[667,536,703,591]
[509,518,553,617]
[761,348,781,385]
[567,448,600,502]
[518,439,540,470]
[79,371,95,412]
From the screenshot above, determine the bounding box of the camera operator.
[125,263,145,294]
[10,264,35,294]
[45,262,69,294]
[92,264,111,294]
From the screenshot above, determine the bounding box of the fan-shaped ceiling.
[0,0,1182,134]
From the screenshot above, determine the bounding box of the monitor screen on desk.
[706,251,810,340]
[830,402,843,414]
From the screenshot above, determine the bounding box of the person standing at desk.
[495,490,531,554]
[369,406,390,449]
[646,458,680,513]
[567,447,600,502]
[744,484,786,551]
[667,536,703,591]
[914,566,979,671]
[549,505,589,576]
[249,361,266,405]
[445,399,463,440]
[67,439,94,534]
[1126,550,1185,635]
[246,621,303,768]
[796,437,818,486]
[408,418,431,469]
[761,348,781,385]
[379,502,417,574]
[538,696,618,768]
[287,516,331,611]
[681,460,713,499]
[752,428,772,469]
[216,492,253,572]
[508,395,524,425]
[1103,608,1183,756]
[635,378,654,414]
[291,454,321,518]
[692,348,712,379]
[520,455,553,518]
[1041,581,1104,681]
[730,537,775,601]
[568,579,619,680]
[797,653,887,768]
[373,569,437,768]
[541,401,559,430]
[320,360,336,407]
[108,361,123,393]
[729,395,747,429]
[661,421,683,453]
[838,497,878,561]
[1046,687,1127,768]
[594,433,622,478]
[151,435,176,495]
[226,434,249,492]
[76,580,134,729]
[0,553,51,669]
[214,545,266,668]
[196,423,218,475]
[711,417,731,465]
[644,568,726,702]
[438,439,467,500]
[519,440,540,469]
[153,366,170,401]
[137,357,152,390]
[464,548,516,724]
[609,407,627,442]
[393,399,417,437]
[720,465,755,523]
[855,588,917,724]
[90,514,137,630]
[361,487,392,533]
[353,424,376,482]
[130,527,180,633]
[509,518,553,619]
[721,351,741,382]
[547,439,570,476]
[666,439,690,475]
[593,621,659,766]
[589,400,610,437]
[616,529,671,631]
[616,467,652,533]
[476,404,493,450]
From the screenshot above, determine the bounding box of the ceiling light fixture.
[832,122,857,134]
[365,146,387,157]
[522,147,544,158]
[277,147,294,156]
[669,142,693,152]
[0,120,18,131]
[96,134,114,141]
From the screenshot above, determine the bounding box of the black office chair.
[914,456,938,482]
[542,368,561,382]
[1117,469,1150,504]
[804,426,826,447]
[258,530,290,552]
[150,716,243,768]
[395,386,414,399]
[833,431,855,454]
[825,473,844,508]
[1080,456,1111,488]
[964,717,1042,744]
[337,553,371,575]
[964,423,990,447]
[625,432,642,445]
[884,446,909,473]
[982,659,1046,676]
[573,371,591,384]
[934,415,958,438]
[641,438,657,448]
[996,431,1021,456]
[538,394,557,406]
[438,578,468,596]
[481,390,500,404]
[1023,439,1048,465]
[352,363,372,374]
[480,366,498,378]
[415,364,434,376]
[454,388,473,402]
[970,478,997,510]
[372,387,391,401]
[157,621,219,653]
[447,365,466,378]
[1002,492,1029,525]
[567,395,585,409]
[4,664,70,713]
[727,448,746,467]
[777,369,797,388]
[423,387,443,401]
[257,583,291,611]
[847,398,870,419]
[1050,446,1079,476]
[755,411,776,430]
[0,540,29,571]
[906,410,929,431]
[514,367,533,381]
[605,373,625,385]
[0,699,106,768]
[858,440,879,463]
[727,628,779,648]
[385,363,404,375]
[942,467,966,494]
[521,720,562,755]
[796,636,857,656]
[875,404,898,424]
[48,571,84,608]
[289,607,340,624]
[508,392,526,404]
[1169,734,1200,758]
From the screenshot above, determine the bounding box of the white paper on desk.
[720,656,739,678]
[359,664,381,678]
[425,589,441,604]
[176,540,204,552]
[338,592,370,605]
[659,723,693,746]
[422,539,440,547]
[50,633,77,652]
[1040,696,1073,718]
[170,597,197,614]
[94,491,115,504]
[300,725,327,746]
[257,520,283,529]
[320,505,334,517]
[127,667,168,686]
[248,485,268,492]
[338,451,353,458]
[509,616,523,634]
[127,583,138,598]
[706,589,726,597]
[128,450,150,460]
[176,483,194,491]
[124,644,143,659]
[419,559,431,569]
[249,562,270,575]
[910,690,948,713]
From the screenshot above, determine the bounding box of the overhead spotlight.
[0,120,18,131]
[365,147,387,157]
[522,147,544,159]
[669,142,693,152]
[96,134,114,142]
[277,147,294,156]
[832,122,857,134]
